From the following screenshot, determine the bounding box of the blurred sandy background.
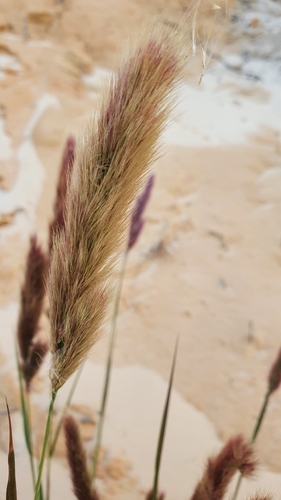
[0,0,281,498]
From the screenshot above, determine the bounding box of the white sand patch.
[0,117,12,160]
[82,66,110,91]
[0,53,22,73]
[257,166,281,182]
[0,301,19,372]
[24,94,59,139]
[164,70,281,147]
[0,94,59,239]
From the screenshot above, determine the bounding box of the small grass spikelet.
[17,235,48,388]
[48,26,188,389]
[190,435,257,500]
[64,416,97,500]
[49,135,76,251]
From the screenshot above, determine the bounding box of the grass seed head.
[17,235,48,385]
[190,435,257,500]
[48,26,188,389]
[49,135,76,252]
[64,415,95,500]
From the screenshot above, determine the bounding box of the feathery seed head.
[49,135,76,251]
[190,435,257,500]
[17,235,48,385]
[48,27,188,389]
[268,347,281,395]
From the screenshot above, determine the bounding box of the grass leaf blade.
[152,336,179,500]
[6,399,17,500]
[91,251,128,483]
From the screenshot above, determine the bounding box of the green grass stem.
[231,389,271,500]
[91,251,128,484]
[46,364,84,500]
[34,388,57,500]
[151,336,179,500]
[15,346,36,489]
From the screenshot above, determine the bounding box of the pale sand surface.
[0,0,281,498]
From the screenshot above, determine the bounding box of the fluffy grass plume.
[49,135,76,251]
[17,235,48,387]
[64,416,97,500]
[190,435,257,500]
[48,26,188,389]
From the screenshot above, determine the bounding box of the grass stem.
[151,336,179,500]
[34,388,57,500]
[46,365,84,500]
[15,346,36,489]
[251,390,270,443]
[91,251,128,484]
[231,390,271,500]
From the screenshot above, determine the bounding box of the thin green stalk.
[45,412,53,500]
[251,390,270,443]
[34,388,57,500]
[231,474,242,500]
[46,365,84,500]
[231,389,271,500]
[50,364,84,456]
[91,251,128,484]
[15,346,36,489]
[151,336,179,500]
[25,392,37,490]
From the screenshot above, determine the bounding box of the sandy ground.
[0,0,281,499]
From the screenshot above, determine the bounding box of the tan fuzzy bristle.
[48,26,189,389]
[249,494,272,500]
